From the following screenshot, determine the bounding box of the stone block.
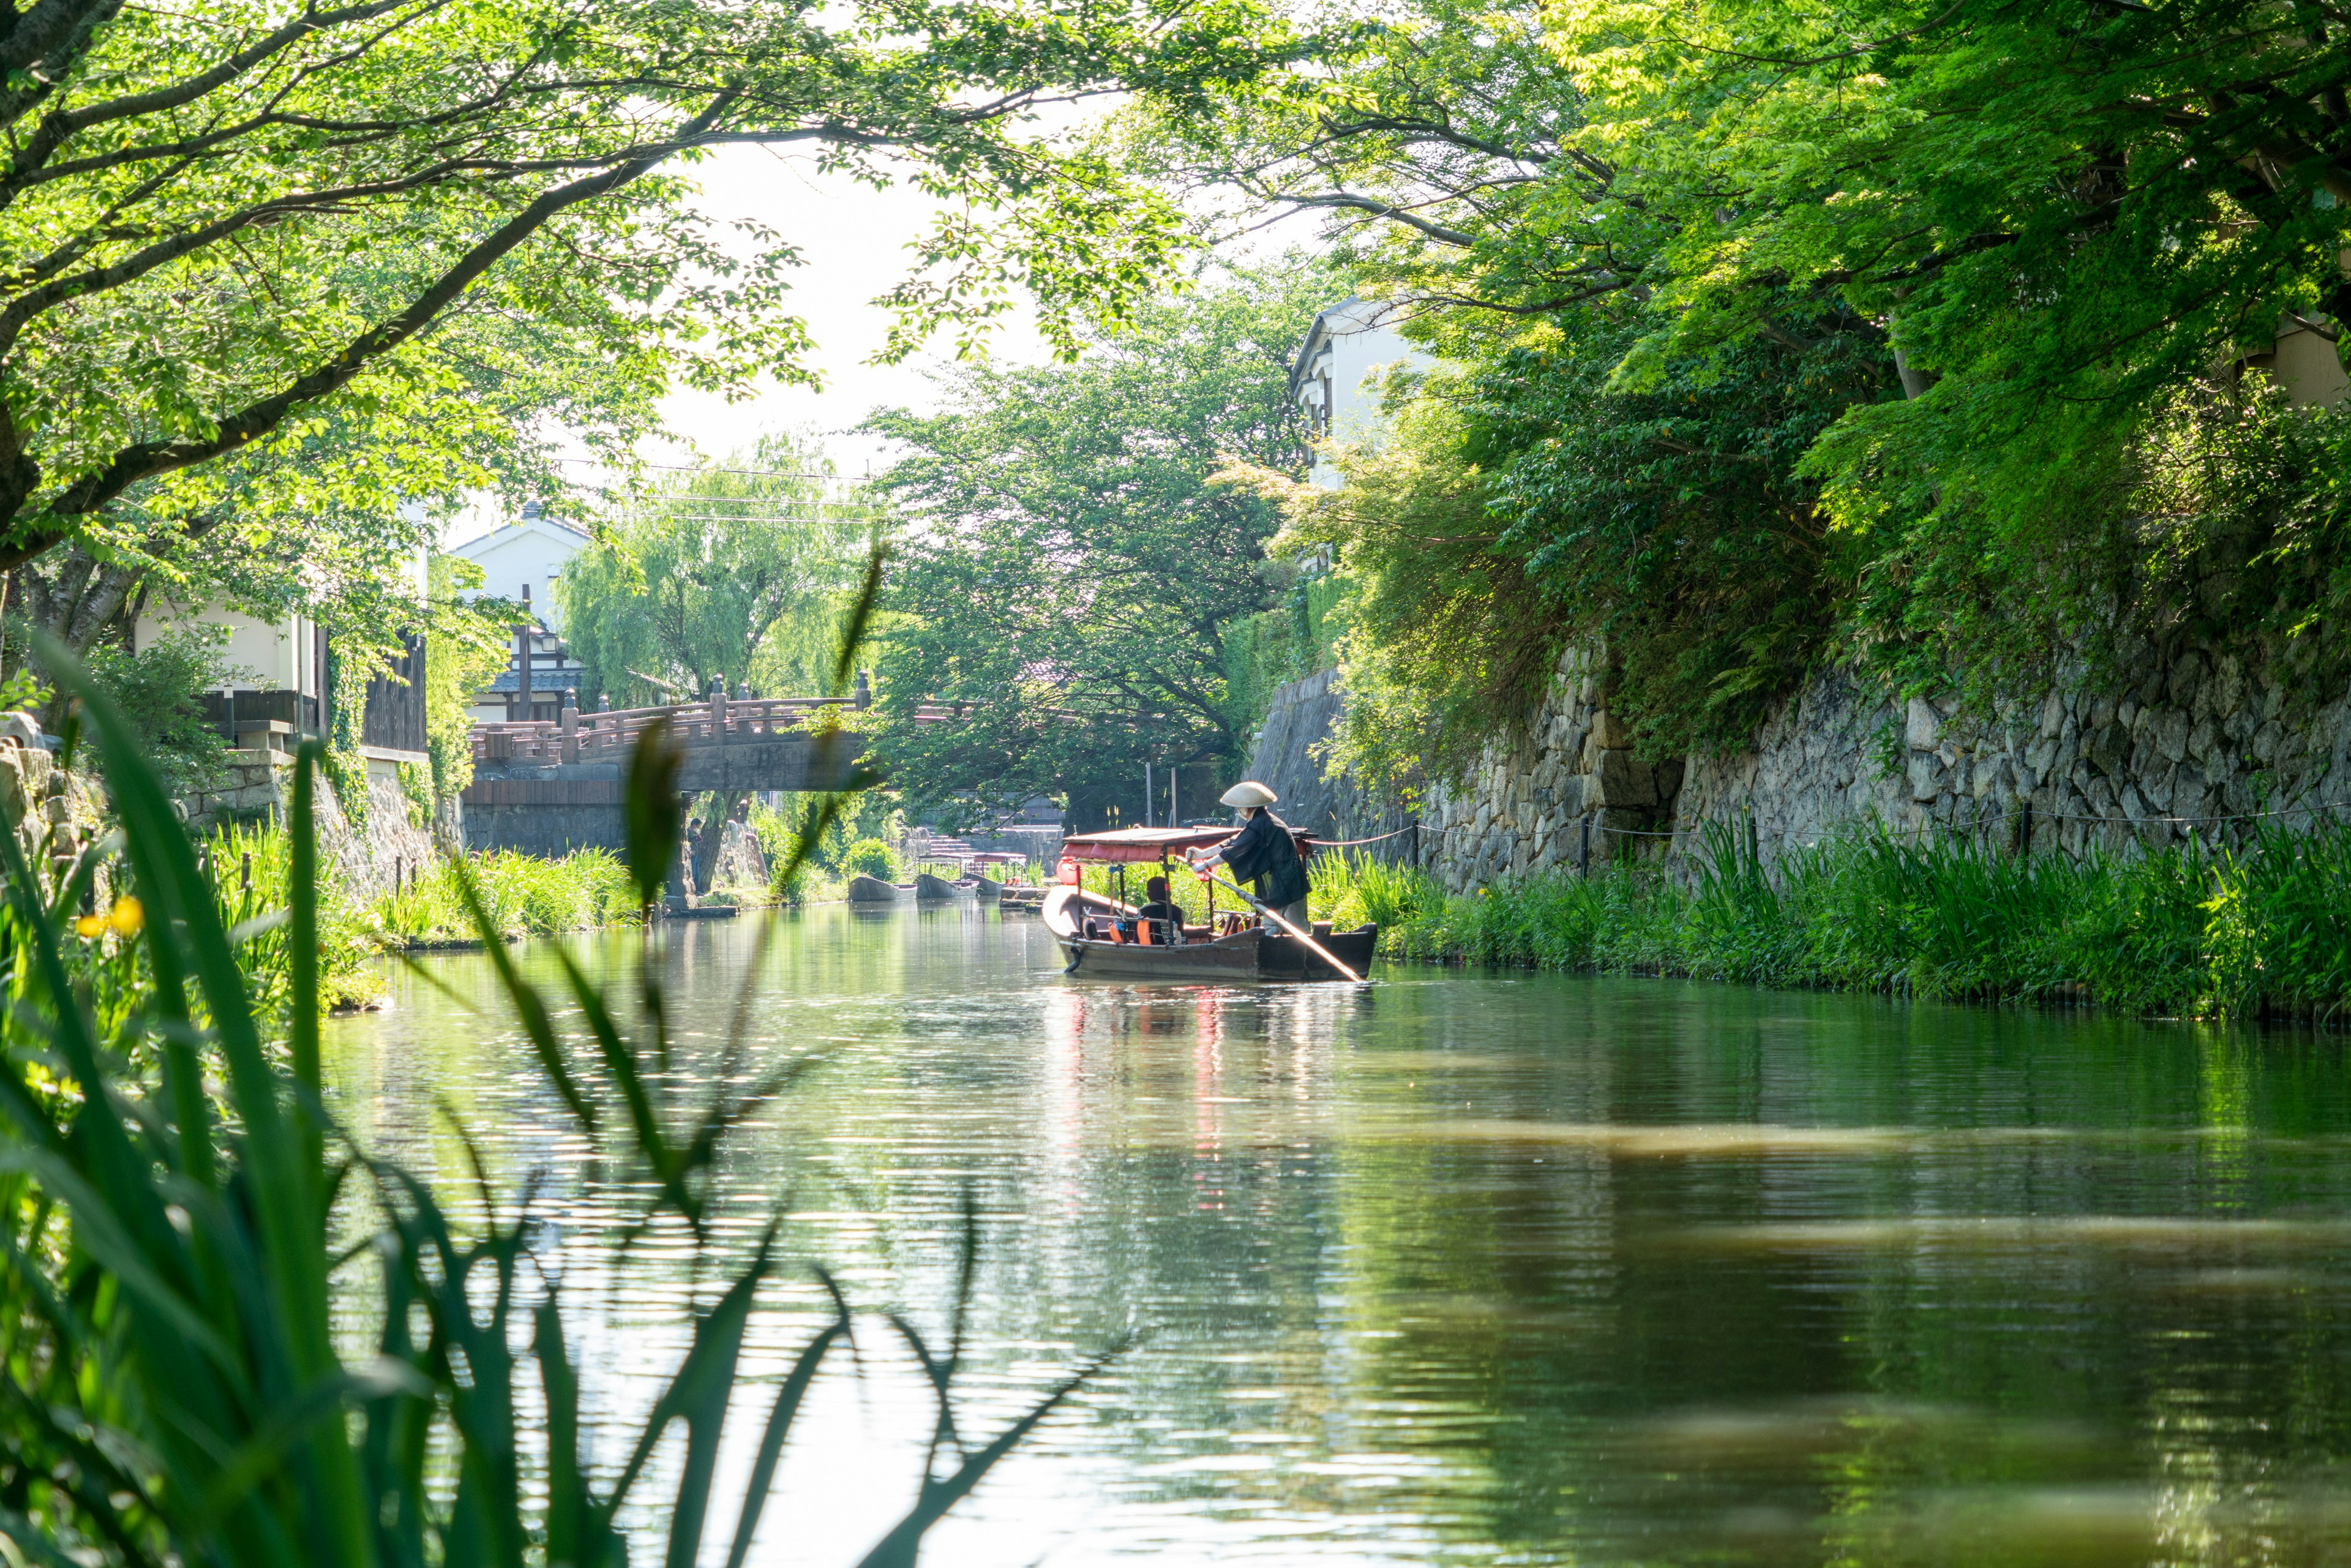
[1592,710,1633,749]
[2251,719,2283,765]
[2212,657,2247,718]
[2150,707,2189,765]
[2168,651,2205,710]
[2038,689,2064,740]
[1906,753,1945,803]
[1905,697,1940,751]
[1591,749,1657,808]
[2086,721,2130,778]
[1654,757,1686,800]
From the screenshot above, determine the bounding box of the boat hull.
[1041,886,1375,982]
[1055,930,1266,979]
[846,875,904,904]
[913,872,972,901]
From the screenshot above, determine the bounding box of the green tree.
[558,435,871,708]
[423,554,520,816]
[0,0,1316,593]
[560,433,872,888]
[866,264,1325,826]
[1139,0,2351,765]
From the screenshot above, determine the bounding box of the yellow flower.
[73,915,103,939]
[107,897,144,937]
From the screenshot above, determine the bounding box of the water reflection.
[329,905,2351,1566]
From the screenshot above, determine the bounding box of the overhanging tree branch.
[0,84,746,571]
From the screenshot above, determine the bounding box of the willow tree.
[558,435,872,710]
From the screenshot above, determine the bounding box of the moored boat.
[913,871,972,901]
[847,874,907,904]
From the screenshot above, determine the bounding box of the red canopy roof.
[1059,825,1236,863]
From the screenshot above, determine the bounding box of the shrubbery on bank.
[1313,822,2351,1023]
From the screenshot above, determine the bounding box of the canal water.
[329,904,2351,1566]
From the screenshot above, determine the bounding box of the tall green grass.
[0,588,1092,1566]
[201,817,381,1010]
[370,847,639,943]
[1322,820,2351,1022]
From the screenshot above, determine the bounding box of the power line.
[550,456,851,481]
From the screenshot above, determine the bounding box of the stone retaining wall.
[1674,648,2351,863]
[1256,640,2351,892]
[182,747,434,904]
[1242,669,1419,859]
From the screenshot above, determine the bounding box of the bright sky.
[444,134,1329,546]
[648,143,1061,479]
[442,146,1054,545]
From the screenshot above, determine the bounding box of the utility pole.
[513,582,533,723]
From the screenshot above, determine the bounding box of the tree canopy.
[867,264,1326,824]
[0,0,1315,611]
[1130,0,2351,776]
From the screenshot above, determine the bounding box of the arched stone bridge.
[460,692,869,856]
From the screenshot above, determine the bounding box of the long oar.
[1195,870,1363,983]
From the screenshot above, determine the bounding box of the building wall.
[453,515,589,631]
[1290,299,1437,490]
[135,602,323,699]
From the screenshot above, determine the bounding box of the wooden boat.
[846,874,907,904]
[913,872,971,901]
[1042,885,1375,981]
[972,877,1006,904]
[1041,823,1377,983]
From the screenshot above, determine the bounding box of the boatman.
[1186,781,1309,932]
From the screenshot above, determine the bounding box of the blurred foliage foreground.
[0,662,1109,1568]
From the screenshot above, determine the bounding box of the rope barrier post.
[1580,814,1591,878]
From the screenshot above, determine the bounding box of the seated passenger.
[1136,876,1187,940]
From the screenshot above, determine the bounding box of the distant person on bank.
[1186,782,1308,931]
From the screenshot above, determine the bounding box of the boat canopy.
[1059,825,1236,864]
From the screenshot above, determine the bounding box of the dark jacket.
[1218,809,1308,907]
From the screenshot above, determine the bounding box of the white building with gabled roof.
[451,502,591,631]
[1289,298,1438,489]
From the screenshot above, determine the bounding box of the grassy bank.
[370,847,640,944]
[1310,821,2351,1024]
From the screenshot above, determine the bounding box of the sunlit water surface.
[328,904,2351,1566]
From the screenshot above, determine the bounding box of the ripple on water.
[326,910,2351,1566]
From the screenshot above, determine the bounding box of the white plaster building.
[132,541,432,784]
[451,502,591,630]
[1289,298,1438,489]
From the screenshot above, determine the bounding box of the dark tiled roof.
[480,666,587,695]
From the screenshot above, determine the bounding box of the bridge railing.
[470,695,860,765]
